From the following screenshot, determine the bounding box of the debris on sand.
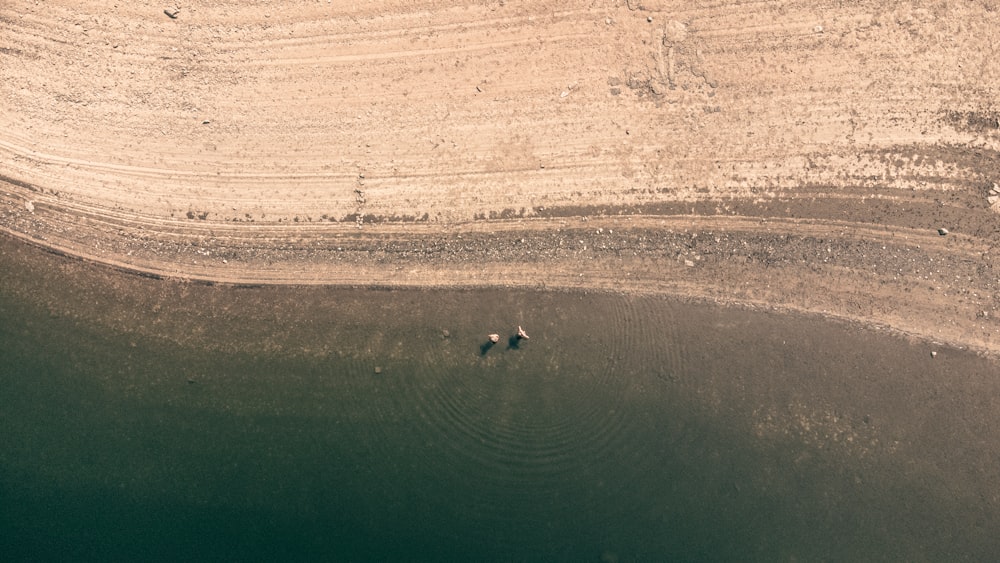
[164,8,180,19]
[937,228,948,236]
[930,351,938,358]
[488,333,500,343]
[374,366,383,374]
[25,201,34,213]
[517,326,530,340]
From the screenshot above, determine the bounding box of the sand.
[1,0,999,352]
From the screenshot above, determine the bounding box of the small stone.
[930,351,938,358]
[442,329,450,338]
[489,333,500,343]
[684,259,695,267]
[605,17,612,25]
[988,195,998,204]
[374,366,382,374]
[647,16,653,23]
[813,25,824,33]
[25,201,34,213]
[937,228,949,236]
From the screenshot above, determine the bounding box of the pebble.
[937,228,948,236]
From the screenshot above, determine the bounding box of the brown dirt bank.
[2,1,1000,351]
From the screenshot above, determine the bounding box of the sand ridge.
[1,0,1000,351]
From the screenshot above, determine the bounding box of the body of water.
[1,237,999,561]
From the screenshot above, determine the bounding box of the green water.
[2,241,999,561]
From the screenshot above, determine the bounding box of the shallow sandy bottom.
[1,0,999,352]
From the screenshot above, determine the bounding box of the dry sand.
[1,0,999,351]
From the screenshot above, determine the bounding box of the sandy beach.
[2,0,999,352]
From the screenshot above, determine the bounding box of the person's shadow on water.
[480,333,526,355]
[481,330,528,355]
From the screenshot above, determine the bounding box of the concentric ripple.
[332,293,693,545]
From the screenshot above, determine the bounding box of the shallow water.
[2,238,999,561]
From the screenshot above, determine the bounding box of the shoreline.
[2,196,998,357]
